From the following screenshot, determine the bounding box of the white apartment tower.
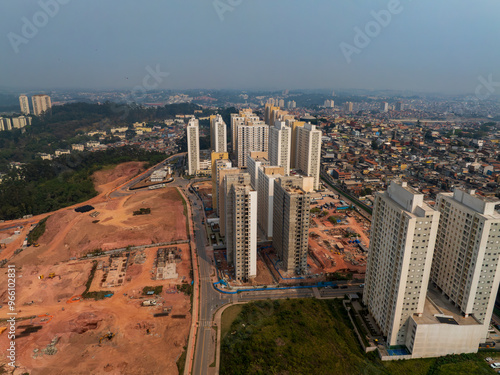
[210,114,227,153]
[296,123,322,190]
[19,95,30,114]
[257,166,284,239]
[227,183,257,281]
[186,118,200,175]
[230,109,260,156]
[214,158,232,216]
[31,94,51,115]
[218,168,245,237]
[272,176,314,274]
[235,121,269,168]
[431,189,500,339]
[0,118,12,131]
[221,172,250,240]
[363,181,440,347]
[269,121,291,175]
[246,151,269,190]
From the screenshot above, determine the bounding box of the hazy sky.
[1,0,499,94]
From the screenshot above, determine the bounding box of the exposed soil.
[0,163,192,375]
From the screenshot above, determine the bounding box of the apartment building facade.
[186,118,200,175]
[296,123,321,190]
[363,181,440,346]
[272,176,314,274]
[269,121,291,175]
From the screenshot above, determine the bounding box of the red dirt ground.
[0,163,192,375]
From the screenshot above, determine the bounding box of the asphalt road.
[129,155,366,374]
[187,184,231,375]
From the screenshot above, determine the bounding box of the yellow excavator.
[98,332,115,345]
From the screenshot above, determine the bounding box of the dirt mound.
[93,162,146,193]
[69,312,103,334]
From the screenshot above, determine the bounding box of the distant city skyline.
[1,1,499,94]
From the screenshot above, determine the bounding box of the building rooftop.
[413,286,481,326]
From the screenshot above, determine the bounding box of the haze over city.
[1,0,500,93]
[3,2,500,374]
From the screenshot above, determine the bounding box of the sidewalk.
[212,301,246,374]
[178,186,200,375]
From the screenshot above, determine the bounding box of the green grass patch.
[142,285,163,295]
[220,299,494,375]
[82,290,113,300]
[210,325,218,367]
[176,345,187,375]
[80,260,112,300]
[221,304,244,339]
[177,188,190,235]
[27,216,48,245]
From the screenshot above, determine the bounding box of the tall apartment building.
[230,109,260,155]
[0,117,12,131]
[12,116,29,129]
[211,152,229,210]
[235,119,269,168]
[19,95,30,114]
[396,101,405,111]
[296,123,321,190]
[286,120,304,169]
[269,121,291,175]
[220,171,250,239]
[186,118,200,175]
[247,151,269,190]
[431,190,500,339]
[273,176,314,274]
[264,103,279,125]
[210,114,227,153]
[364,182,500,358]
[31,94,51,116]
[323,99,335,108]
[213,158,232,216]
[257,166,284,239]
[343,101,353,112]
[228,183,257,281]
[363,181,440,347]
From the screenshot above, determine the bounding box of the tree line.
[0,146,166,220]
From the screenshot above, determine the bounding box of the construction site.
[207,186,370,286]
[0,162,192,375]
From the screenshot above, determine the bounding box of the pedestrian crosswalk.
[199,320,213,327]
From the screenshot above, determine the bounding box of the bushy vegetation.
[80,261,112,300]
[0,102,209,168]
[133,207,151,216]
[27,216,48,244]
[220,299,494,375]
[328,215,341,224]
[176,345,187,375]
[177,283,193,296]
[82,291,113,300]
[0,146,165,220]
